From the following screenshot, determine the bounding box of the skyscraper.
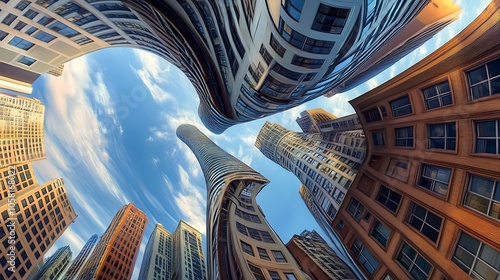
[296,108,337,133]
[139,221,207,280]
[286,229,356,280]
[177,124,305,280]
[61,234,98,280]
[138,223,173,280]
[77,203,147,280]
[0,93,45,168]
[33,245,72,280]
[332,3,500,279]
[0,162,77,279]
[171,220,206,280]
[0,0,459,132]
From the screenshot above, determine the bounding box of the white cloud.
[367,77,379,90]
[174,166,206,234]
[132,49,173,104]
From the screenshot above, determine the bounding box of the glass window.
[284,273,297,280]
[475,120,500,154]
[2,14,18,26]
[422,81,452,109]
[279,19,334,54]
[386,158,409,182]
[0,30,8,41]
[34,30,56,43]
[467,58,500,99]
[418,164,451,196]
[248,264,265,280]
[407,203,442,243]
[282,0,304,21]
[17,56,36,66]
[372,131,385,145]
[272,250,287,262]
[428,123,456,150]
[397,242,432,280]
[291,55,324,69]
[395,126,414,147]
[363,108,382,123]
[269,271,281,280]
[452,231,500,279]
[270,34,285,57]
[463,174,500,220]
[390,95,413,117]
[376,185,402,214]
[348,198,364,221]
[257,247,270,260]
[240,241,253,256]
[351,238,379,275]
[371,221,390,247]
[23,9,39,19]
[24,26,37,35]
[259,45,272,65]
[49,21,79,38]
[312,4,350,34]
[8,36,34,50]
[15,0,30,10]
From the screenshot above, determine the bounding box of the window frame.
[466,57,500,100]
[427,122,457,151]
[462,173,500,221]
[395,126,414,148]
[390,94,413,117]
[376,185,402,214]
[348,198,364,221]
[474,119,500,155]
[406,202,443,244]
[421,80,453,110]
[371,220,391,248]
[396,241,433,280]
[417,163,452,197]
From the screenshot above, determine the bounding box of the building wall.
[35,245,72,280]
[333,4,500,279]
[172,220,206,280]
[0,92,45,168]
[62,234,98,280]
[138,223,173,280]
[77,203,147,280]
[0,163,77,279]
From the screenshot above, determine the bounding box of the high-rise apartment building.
[61,234,98,280]
[0,93,45,168]
[0,0,459,132]
[139,221,206,280]
[171,220,206,280]
[286,229,356,280]
[33,245,72,280]
[332,3,500,279]
[0,163,77,279]
[296,109,337,133]
[77,203,147,280]
[138,223,173,280]
[177,124,306,280]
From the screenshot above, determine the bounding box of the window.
[284,273,297,280]
[372,131,385,145]
[475,120,500,154]
[351,238,379,275]
[8,36,34,50]
[248,264,265,280]
[37,16,54,26]
[272,250,287,262]
[279,19,334,54]
[348,199,364,221]
[17,56,36,66]
[23,9,39,19]
[270,34,285,57]
[376,185,402,214]
[291,55,324,69]
[395,126,414,147]
[2,14,17,26]
[282,0,304,21]
[390,95,413,117]
[467,58,500,99]
[257,247,270,260]
[452,231,500,279]
[418,164,451,196]
[463,174,500,220]
[15,0,30,10]
[48,21,79,38]
[312,4,349,34]
[422,81,452,109]
[0,30,8,40]
[397,242,432,280]
[269,271,281,280]
[240,241,253,256]
[407,203,442,243]
[428,123,456,150]
[259,45,272,65]
[34,31,56,43]
[371,221,390,247]
[363,108,382,122]
[386,158,409,182]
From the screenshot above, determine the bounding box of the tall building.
[171,220,206,280]
[61,234,98,280]
[0,93,45,168]
[77,203,147,280]
[138,223,173,280]
[296,109,337,133]
[332,3,500,279]
[0,0,459,132]
[177,124,306,280]
[0,163,77,279]
[286,229,356,280]
[34,245,72,280]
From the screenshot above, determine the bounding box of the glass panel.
[465,193,489,214]
[478,244,500,270]
[472,83,490,99]
[491,77,500,94]
[477,121,496,137]
[473,259,497,280]
[487,59,500,77]
[454,246,475,269]
[470,176,494,197]
[469,67,487,84]
[459,233,480,254]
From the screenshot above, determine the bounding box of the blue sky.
[28,1,490,278]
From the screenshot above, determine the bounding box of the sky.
[26,0,491,278]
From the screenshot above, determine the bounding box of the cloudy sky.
[28,1,490,278]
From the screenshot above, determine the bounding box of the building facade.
[0,0,459,132]
[77,203,147,280]
[138,223,173,280]
[171,220,206,280]
[296,108,337,133]
[61,234,98,280]
[0,163,77,279]
[286,229,356,280]
[177,124,306,280]
[34,245,72,280]
[0,93,45,168]
[332,3,500,279]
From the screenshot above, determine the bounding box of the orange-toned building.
[332,3,500,280]
[76,203,147,280]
